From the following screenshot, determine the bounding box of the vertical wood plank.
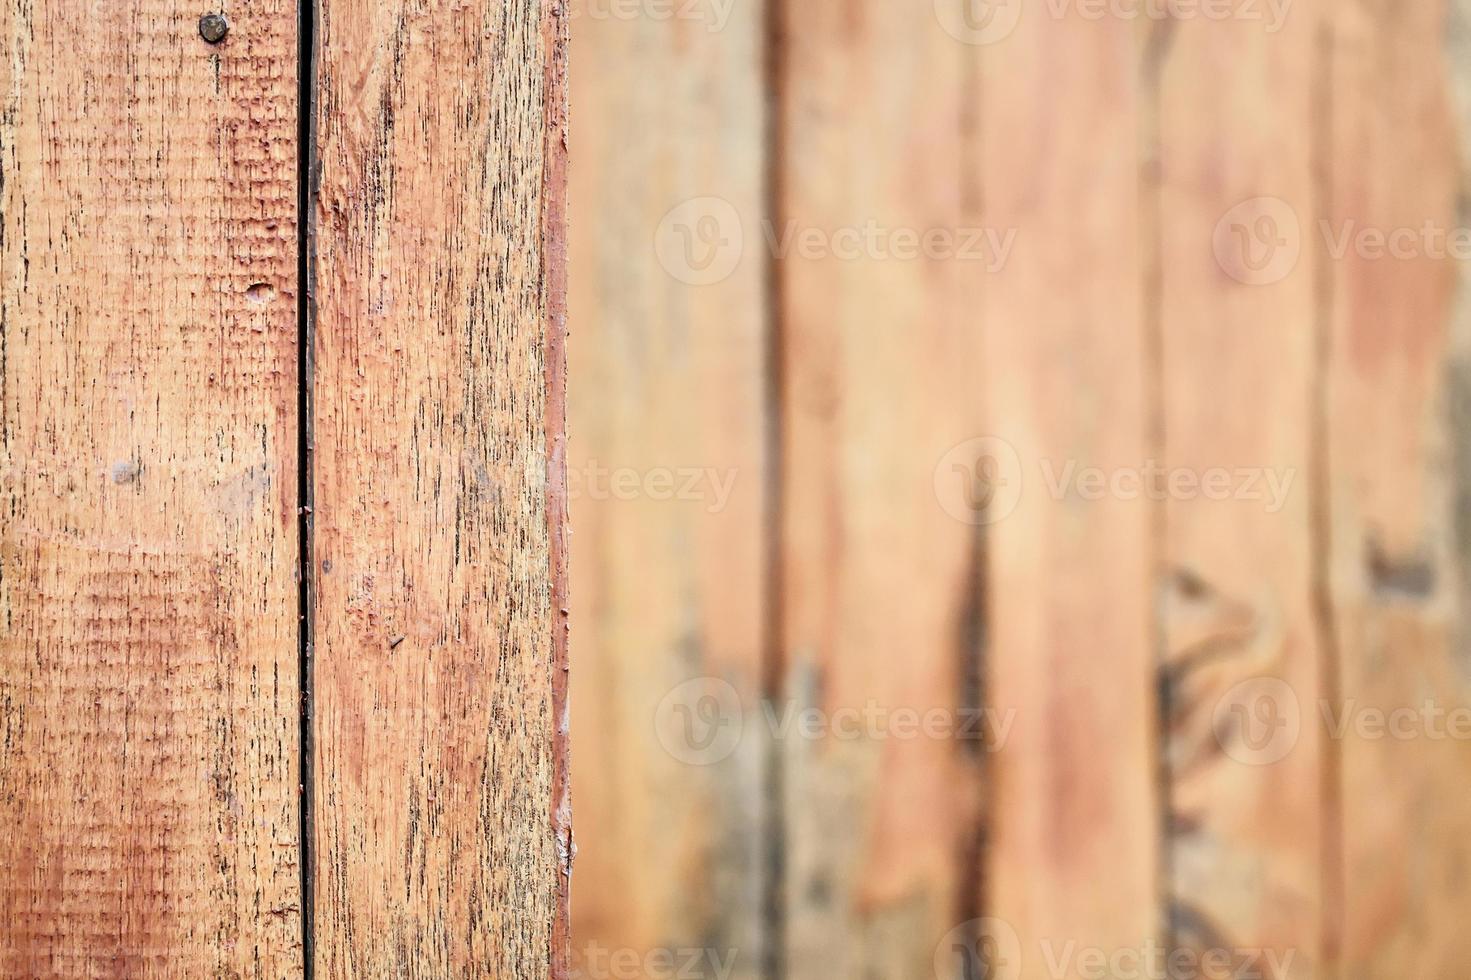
[310,0,570,974]
[567,0,767,975]
[1328,1,1471,973]
[0,0,304,976]
[1155,8,1324,977]
[979,11,1159,977]
[776,4,979,976]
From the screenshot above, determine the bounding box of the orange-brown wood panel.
[978,11,1159,979]
[0,0,304,976]
[1156,8,1324,979]
[1328,1,1471,974]
[568,1,767,976]
[776,4,981,976]
[310,0,570,975]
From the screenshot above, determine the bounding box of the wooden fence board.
[566,1,768,976]
[1156,10,1324,979]
[0,0,304,976]
[1328,1,1471,973]
[309,0,569,975]
[978,12,1159,979]
[775,5,978,976]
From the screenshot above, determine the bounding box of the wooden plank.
[978,11,1159,978]
[1155,8,1324,977]
[1327,1,1471,973]
[775,5,980,976]
[567,1,767,976]
[309,0,570,974]
[0,0,304,976]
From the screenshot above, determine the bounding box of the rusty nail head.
[199,12,229,44]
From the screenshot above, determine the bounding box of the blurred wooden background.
[568,1,1471,978]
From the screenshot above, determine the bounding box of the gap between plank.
[297,0,318,973]
[759,0,788,977]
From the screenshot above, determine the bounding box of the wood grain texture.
[1328,0,1471,973]
[978,11,1159,978]
[567,1,767,975]
[1156,9,1324,978]
[310,0,569,975]
[775,5,979,976]
[0,0,304,976]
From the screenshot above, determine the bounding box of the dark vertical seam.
[1140,13,1174,959]
[1310,19,1343,978]
[297,0,318,973]
[760,0,787,977]
[954,29,988,947]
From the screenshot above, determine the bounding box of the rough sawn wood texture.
[2,0,571,975]
[309,0,572,976]
[0,0,305,976]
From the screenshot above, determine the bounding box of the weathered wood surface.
[979,12,1159,979]
[1,0,571,973]
[1328,0,1471,974]
[774,2,979,976]
[309,0,569,977]
[567,0,767,976]
[1157,8,1323,978]
[0,0,304,976]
